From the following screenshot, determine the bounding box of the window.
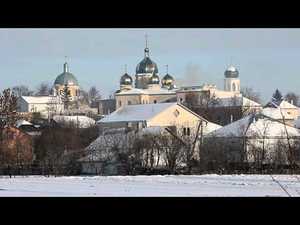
[154,100,157,104]
[173,109,180,117]
[119,101,122,107]
[183,127,190,136]
[30,105,35,112]
[232,83,236,92]
[187,128,190,136]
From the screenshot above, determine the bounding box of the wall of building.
[55,84,80,101]
[116,93,176,109]
[148,104,202,134]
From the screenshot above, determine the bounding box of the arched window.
[128,100,132,105]
[119,101,122,107]
[232,83,236,92]
[154,100,157,104]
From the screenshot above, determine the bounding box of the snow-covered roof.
[15,120,33,128]
[207,113,300,138]
[99,102,177,123]
[53,115,96,128]
[20,96,61,104]
[262,107,295,120]
[279,100,298,109]
[116,88,176,96]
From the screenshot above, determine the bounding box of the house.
[15,119,41,136]
[203,113,300,165]
[97,102,221,136]
[81,103,222,175]
[264,99,299,126]
[17,96,64,118]
[79,127,174,175]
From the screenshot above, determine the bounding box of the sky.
[0,28,300,103]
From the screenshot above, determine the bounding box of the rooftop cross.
[63,56,69,73]
[125,64,127,74]
[165,64,169,74]
[145,33,148,48]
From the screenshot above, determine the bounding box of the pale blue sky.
[1,28,300,103]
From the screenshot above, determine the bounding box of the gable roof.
[207,113,300,138]
[265,99,298,109]
[20,96,61,104]
[99,102,177,123]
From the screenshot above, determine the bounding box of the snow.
[1,175,300,196]
[15,119,33,128]
[207,114,300,138]
[279,100,298,109]
[262,107,294,120]
[21,96,61,104]
[99,103,176,123]
[53,115,96,128]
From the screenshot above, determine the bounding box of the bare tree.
[241,87,261,104]
[35,82,52,96]
[60,84,71,111]
[88,86,101,103]
[0,89,20,167]
[285,92,299,106]
[12,85,34,97]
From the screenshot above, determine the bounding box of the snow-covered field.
[1,175,300,197]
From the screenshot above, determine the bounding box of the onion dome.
[120,73,133,85]
[224,66,239,78]
[162,73,174,86]
[54,62,79,86]
[136,48,159,74]
[149,74,160,84]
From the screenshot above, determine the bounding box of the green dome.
[54,62,79,86]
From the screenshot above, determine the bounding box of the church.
[115,42,178,110]
[176,65,262,125]
[53,61,80,101]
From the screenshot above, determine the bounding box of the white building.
[17,96,64,118]
[204,113,300,164]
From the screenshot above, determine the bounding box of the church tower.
[224,65,240,93]
[135,35,159,89]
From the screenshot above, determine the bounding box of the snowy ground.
[1,175,300,196]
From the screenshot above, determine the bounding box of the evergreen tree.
[61,84,71,111]
[272,89,283,103]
